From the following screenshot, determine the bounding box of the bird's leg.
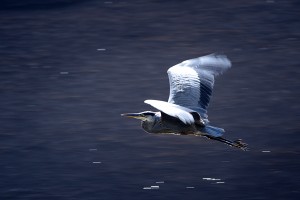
[204,135,248,151]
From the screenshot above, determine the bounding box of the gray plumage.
[122,54,247,150]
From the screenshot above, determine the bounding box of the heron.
[121,54,247,151]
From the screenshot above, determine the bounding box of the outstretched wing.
[144,100,195,125]
[167,54,231,118]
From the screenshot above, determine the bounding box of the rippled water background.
[0,0,299,199]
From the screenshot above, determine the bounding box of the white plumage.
[146,53,231,124]
[144,100,195,124]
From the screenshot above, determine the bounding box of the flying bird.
[122,54,247,150]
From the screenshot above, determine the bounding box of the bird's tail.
[203,125,225,137]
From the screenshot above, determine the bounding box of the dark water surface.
[0,0,299,199]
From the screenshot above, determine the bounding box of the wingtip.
[144,99,152,104]
[206,53,232,71]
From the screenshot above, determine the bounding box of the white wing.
[167,53,231,118]
[144,100,195,124]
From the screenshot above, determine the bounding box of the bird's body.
[122,54,247,150]
[140,111,199,135]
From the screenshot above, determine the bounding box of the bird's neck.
[141,113,160,133]
[141,120,156,133]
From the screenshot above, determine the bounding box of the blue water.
[0,0,299,199]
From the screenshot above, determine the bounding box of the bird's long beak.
[121,113,145,120]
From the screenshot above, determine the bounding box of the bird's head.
[121,111,156,122]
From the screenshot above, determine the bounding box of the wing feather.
[167,53,231,117]
[144,100,195,125]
